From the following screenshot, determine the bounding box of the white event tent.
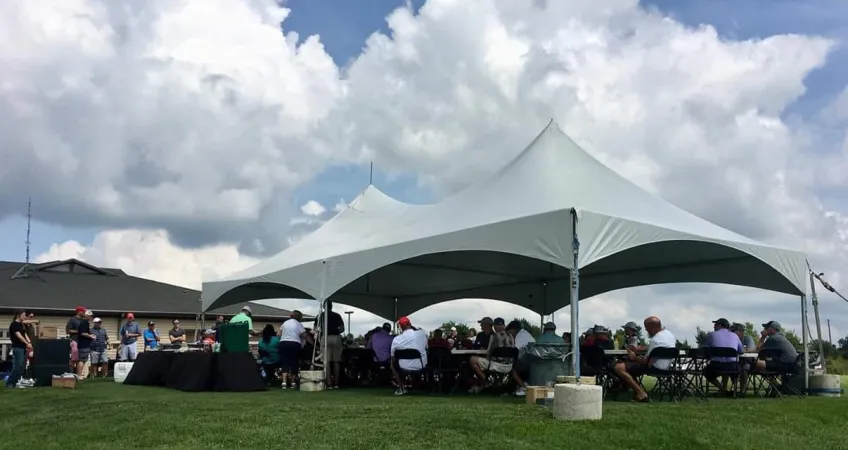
[202,121,810,382]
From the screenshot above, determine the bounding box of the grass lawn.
[1,378,847,450]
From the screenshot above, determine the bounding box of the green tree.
[516,318,542,338]
[695,327,709,347]
[676,339,692,350]
[837,335,848,350]
[809,339,838,358]
[439,321,469,335]
[783,329,802,349]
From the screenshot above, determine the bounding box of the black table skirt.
[123,351,266,392]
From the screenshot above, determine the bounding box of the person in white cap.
[89,317,110,378]
[229,305,259,336]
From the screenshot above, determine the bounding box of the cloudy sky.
[2,0,847,342]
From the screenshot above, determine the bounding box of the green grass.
[2,379,847,450]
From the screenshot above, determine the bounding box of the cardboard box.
[39,326,59,339]
[51,376,77,389]
[526,386,555,405]
[555,375,597,385]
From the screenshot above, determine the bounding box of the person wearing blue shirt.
[536,322,564,344]
[143,321,160,350]
[118,313,142,361]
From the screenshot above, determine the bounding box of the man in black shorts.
[613,316,676,402]
[754,321,798,373]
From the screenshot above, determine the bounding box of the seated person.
[561,332,572,346]
[258,324,281,382]
[591,325,614,350]
[621,321,643,350]
[508,320,536,350]
[201,329,216,345]
[581,328,595,346]
[754,321,799,374]
[468,317,515,394]
[390,316,428,396]
[366,323,394,363]
[536,322,563,344]
[613,316,676,403]
[703,318,743,394]
[506,320,534,397]
[730,323,757,351]
[453,332,474,350]
[427,329,453,350]
[473,318,494,349]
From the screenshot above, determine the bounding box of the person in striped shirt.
[89,318,110,378]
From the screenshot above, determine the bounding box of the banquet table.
[451,350,486,355]
[123,351,267,392]
[602,349,758,359]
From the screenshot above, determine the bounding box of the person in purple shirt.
[366,323,394,364]
[703,318,743,394]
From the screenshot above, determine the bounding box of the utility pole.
[827,319,832,344]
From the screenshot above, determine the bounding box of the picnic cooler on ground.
[523,343,571,387]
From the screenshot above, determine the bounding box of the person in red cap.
[119,313,141,361]
[389,316,428,396]
[65,306,87,371]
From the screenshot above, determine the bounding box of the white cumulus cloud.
[7,0,848,341]
[300,200,327,217]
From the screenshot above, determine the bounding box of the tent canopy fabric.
[202,121,807,319]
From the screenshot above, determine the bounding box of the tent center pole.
[320,261,329,382]
[569,209,581,380]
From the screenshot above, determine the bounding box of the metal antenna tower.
[11,197,43,280]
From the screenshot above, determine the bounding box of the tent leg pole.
[569,208,581,380]
[321,261,329,384]
[801,294,809,395]
[808,271,826,372]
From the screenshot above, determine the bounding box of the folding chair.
[426,347,458,394]
[590,347,627,400]
[644,347,680,402]
[680,348,708,401]
[483,347,519,393]
[751,348,785,398]
[393,349,427,393]
[703,347,742,398]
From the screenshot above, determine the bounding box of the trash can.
[522,343,572,387]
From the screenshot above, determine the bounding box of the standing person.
[279,311,312,390]
[230,305,260,336]
[143,321,160,350]
[314,301,345,389]
[22,312,38,383]
[89,318,110,378]
[66,306,86,371]
[168,319,186,346]
[212,316,225,342]
[75,311,96,377]
[119,313,141,361]
[6,311,32,389]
